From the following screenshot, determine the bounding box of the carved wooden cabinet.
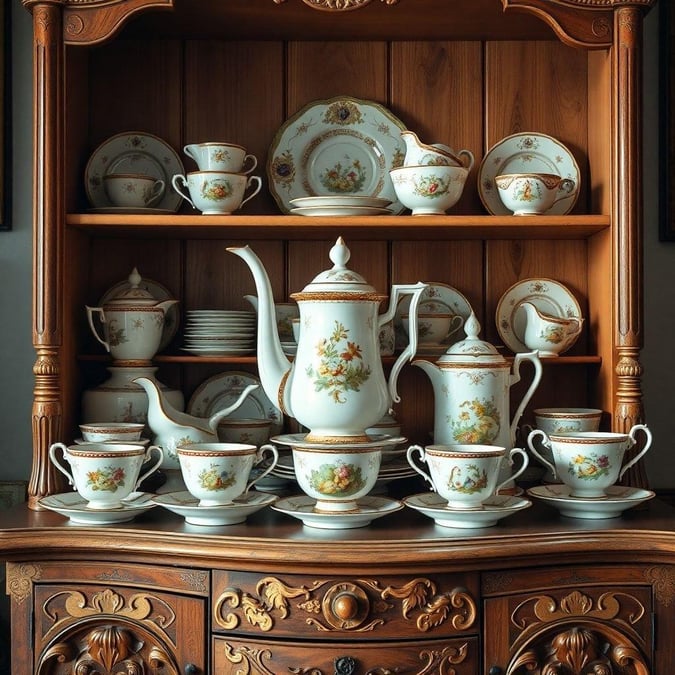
[5,0,674,673]
[2,504,675,673]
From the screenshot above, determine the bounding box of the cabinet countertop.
[1,498,674,573]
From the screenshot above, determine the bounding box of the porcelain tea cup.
[216,418,272,446]
[389,164,469,215]
[176,442,278,507]
[172,171,262,214]
[291,445,382,512]
[495,172,577,215]
[523,408,603,482]
[103,173,165,209]
[402,311,463,346]
[406,443,529,509]
[79,422,145,443]
[48,442,163,509]
[526,424,652,498]
[183,142,258,174]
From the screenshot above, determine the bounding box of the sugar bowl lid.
[292,236,383,297]
[437,312,506,364]
[103,268,161,306]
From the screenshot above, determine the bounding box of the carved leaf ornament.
[272,0,399,9]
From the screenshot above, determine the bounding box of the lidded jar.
[85,268,178,363]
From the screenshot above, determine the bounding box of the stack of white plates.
[289,195,392,217]
[181,310,256,356]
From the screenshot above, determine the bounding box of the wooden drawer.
[212,570,479,640]
[213,635,480,674]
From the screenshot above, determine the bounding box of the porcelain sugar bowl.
[86,267,178,363]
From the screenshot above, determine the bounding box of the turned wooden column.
[24,0,66,509]
[613,5,649,488]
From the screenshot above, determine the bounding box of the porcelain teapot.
[519,301,584,357]
[228,237,427,443]
[133,376,259,469]
[86,268,178,362]
[401,130,474,170]
[413,312,542,489]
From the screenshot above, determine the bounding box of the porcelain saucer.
[404,492,531,529]
[527,485,655,519]
[270,433,406,451]
[272,495,403,529]
[38,491,157,525]
[477,132,580,216]
[496,277,582,354]
[151,490,278,526]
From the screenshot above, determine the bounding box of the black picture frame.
[0,1,10,231]
[660,0,674,240]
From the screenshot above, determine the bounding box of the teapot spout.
[207,383,259,432]
[227,245,292,415]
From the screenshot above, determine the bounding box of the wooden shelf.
[66,213,610,240]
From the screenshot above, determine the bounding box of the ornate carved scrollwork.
[224,642,468,675]
[272,0,399,10]
[6,562,42,604]
[37,623,179,674]
[506,589,650,675]
[214,576,476,634]
[645,566,675,607]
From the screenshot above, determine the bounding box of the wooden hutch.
[1,0,674,672]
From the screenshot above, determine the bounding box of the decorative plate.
[38,491,156,524]
[394,281,473,350]
[272,495,403,529]
[85,131,185,212]
[187,371,283,435]
[404,492,532,529]
[527,485,655,519]
[152,490,278,526]
[99,276,179,353]
[495,277,582,354]
[267,95,407,214]
[290,205,392,217]
[477,132,580,215]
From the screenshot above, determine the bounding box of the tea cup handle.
[135,445,164,489]
[85,306,111,353]
[245,443,279,493]
[145,179,165,207]
[406,444,435,490]
[618,424,653,480]
[494,447,529,494]
[242,154,258,175]
[526,429,557,479]
[240,176,263,208]
[458,149,475,172]
[183,145,197,162]
[551,178,578,206]
[48,442,76,488]
[171,174,197,210]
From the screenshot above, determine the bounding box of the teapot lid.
[104,268,161,306]
[294,237,382,296]
[436,312,506,364]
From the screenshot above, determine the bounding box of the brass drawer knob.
[333,592,359,620]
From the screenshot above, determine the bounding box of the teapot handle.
[383,282,427,403]
[509,351,543,447]
[85,306,111,353]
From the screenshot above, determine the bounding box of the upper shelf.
[66,213,610,240]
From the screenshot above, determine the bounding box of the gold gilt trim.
[6,562,42,605]
[214,576,476,634]
[645,566,675,607]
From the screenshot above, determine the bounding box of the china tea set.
[40,234,654,528]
